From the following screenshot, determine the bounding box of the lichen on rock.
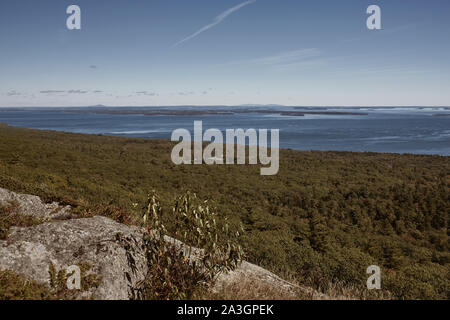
[0,216,147,299]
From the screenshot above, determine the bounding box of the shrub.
[0,201,45,239]
[0,269,54,300]
[136,191,243,300]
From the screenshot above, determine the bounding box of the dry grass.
[205,277,310,300]
[0,201,46,239]
[0,269,55,300]
[321,281,394,300]
[204,273,329,300]
[203,275,394,300]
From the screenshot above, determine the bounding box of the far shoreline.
[0,122,448,158]
[0,106,370,117]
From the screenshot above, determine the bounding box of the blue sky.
[1,0,450,106]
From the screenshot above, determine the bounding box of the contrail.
[173,0,256,47]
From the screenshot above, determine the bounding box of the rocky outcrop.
[0,188,318,300]
[0,187,71,220]
[0,216,147,299]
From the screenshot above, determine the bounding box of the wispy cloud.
[173,0,256,47]
[178,91,196,96]
[225,48,324,71]
[239,48,322,66]
[40,89,90,95]
[40,90,65,94]
[136,91,158,96]
[6,90,22,96]
[67,89,88,94]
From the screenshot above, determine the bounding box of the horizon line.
[1,105,449,108]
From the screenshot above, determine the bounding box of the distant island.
[3,107,368,117]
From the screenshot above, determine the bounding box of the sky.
[1,0,450,107]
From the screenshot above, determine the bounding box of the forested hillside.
[0,124,448,299]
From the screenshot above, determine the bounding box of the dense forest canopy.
[0,124,448,299]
